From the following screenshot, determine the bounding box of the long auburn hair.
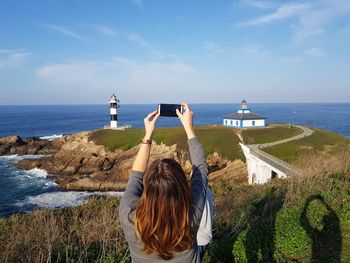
[134,158,192,260]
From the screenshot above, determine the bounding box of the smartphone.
[157,104,183,117]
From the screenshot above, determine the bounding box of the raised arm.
[132,111,159,172]
[176,104,209,235]
[120,111,159,219]
[187,137,209,234]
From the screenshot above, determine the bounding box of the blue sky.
[0,0,350,104]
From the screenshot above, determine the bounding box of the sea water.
[0,103,349,216]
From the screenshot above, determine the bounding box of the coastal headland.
[1,126,247,191]
[1,124,350,262]
[1,124,349,192]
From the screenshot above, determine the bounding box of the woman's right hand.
[144,110,159,140]
[176,103,196,139]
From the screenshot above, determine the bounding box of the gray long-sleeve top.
[119,137,209,262]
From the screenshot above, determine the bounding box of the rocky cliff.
[1,131,247,191]
[0,135,62,155]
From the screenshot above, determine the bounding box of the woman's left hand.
[144,111,160,139]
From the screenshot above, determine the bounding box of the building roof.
[223,112,266,120]
[109,94,120,104]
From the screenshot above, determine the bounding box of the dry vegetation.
[205,149,350,262]
[283,150,350,206]
[0,197,129,263]
[1,148,349,262]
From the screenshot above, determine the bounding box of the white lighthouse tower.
[109,94,120,128]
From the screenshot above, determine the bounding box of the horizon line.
[1,102,350,106]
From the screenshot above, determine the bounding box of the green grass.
[89,128,145,151]
[89,126,244,161]
[265,128,350,164]
[242,124,303,144]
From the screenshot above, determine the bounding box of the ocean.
[1,103,350,217]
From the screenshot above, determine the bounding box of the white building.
[240,143,289,184]
[109,94,120,128]
[223,99,266,128]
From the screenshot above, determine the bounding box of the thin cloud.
[304,47,325,57]
[238,0,276,10]
[93,26,116,36]
[237,2,311,27]
[126,33,167,59]
[239,43,271,60]
[131,0,143,8]
[37,58,196,84]
[242,43,263,54]
[42,24,90,41]
[202,41,224,53]
[0,49,15,54]
[292,0,350,45]
[36,57,198,103]
[0,49,30,68]
[127,33,152,48]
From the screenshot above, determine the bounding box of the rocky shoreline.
[0,131,247,191]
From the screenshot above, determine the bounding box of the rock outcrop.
[13,132,183,191]
[1,131,247,191]
[0,135,62,155]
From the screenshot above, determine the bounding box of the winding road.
[238,125,314,176]
[255,125,314,149]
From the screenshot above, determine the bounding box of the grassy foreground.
[1,150,350,262]
[89,126,244,161]
[241,124,303,144]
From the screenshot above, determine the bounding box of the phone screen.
[158,104,182,117]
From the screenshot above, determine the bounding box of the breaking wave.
[25,168,48,178]
[0,154,50,163]
[17,191,123,209]
[39,134,63,141]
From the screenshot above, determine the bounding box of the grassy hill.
[89,125,350,165]
[89,126,244,161]
[265,128,350,165]
[241,124,303,144]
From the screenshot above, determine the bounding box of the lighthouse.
[223,99,266,128]
[109,94,120,128]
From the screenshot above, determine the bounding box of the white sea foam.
[26,168,48,178]
[0,154,50,163]
[17,191,123,209]
[39,134,63,141]
[0,157,56,189]
[44,181,58,187]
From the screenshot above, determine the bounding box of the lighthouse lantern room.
[109,94,120,128]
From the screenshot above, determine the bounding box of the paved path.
[243,125,314,176]
[255,125,314,149]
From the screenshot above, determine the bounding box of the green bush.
[232,231,248,263]
[228,173,349,263]
[274,208,311,262]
